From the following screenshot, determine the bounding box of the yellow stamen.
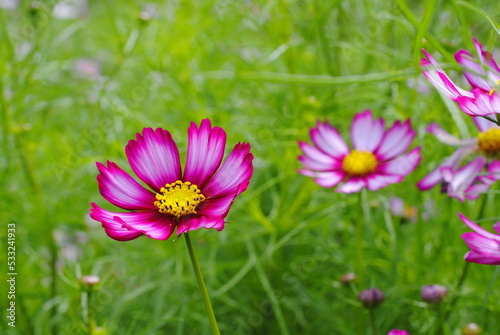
[489,88,496,96]
[342,150,378,176]
[477,128,500,156]
[154,181,205,218]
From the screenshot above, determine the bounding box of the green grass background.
[1,0,500,334]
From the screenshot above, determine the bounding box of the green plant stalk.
[184,232,220,335]
[356,191,365,285]
[369,309,377,335]
[246,239,291,335]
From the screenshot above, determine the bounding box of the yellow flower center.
[154,181,205,218]
[477,128,500,156]
[342,150,378,176]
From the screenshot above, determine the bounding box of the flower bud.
[358,288,384,308]
[461,323,482,335]
[79,275,100,289]
[339,272,356,285]
[421,284,448,303]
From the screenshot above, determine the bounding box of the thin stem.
[369,309,377,335]
[184,232,220,335]
[481,266,500,324]
[87,290,93,335]
[355,191,365,284]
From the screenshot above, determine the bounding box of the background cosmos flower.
[459,213,500,265]
[387,331,410,335]
[90,119,253,241]
[298,110,421,193]
[417,117,500,201]
[421,38,500,116]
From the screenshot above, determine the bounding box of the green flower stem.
[369,309,377,335]
[184,232,220,335]
[356,191,365,284]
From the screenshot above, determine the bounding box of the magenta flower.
[90,119,253,241]
[387,331,410,335]
[459,213,500,265]
[417,117,500,201]
[298,110,421,193]
[421,38,500,116]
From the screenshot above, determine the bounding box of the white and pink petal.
[202,142,253,198]
[177,215,225,235]
[125,128,182,193]
[310,121,349,158]
[350,110,385,151]
[183,119,227,187]
[96,161,157,210]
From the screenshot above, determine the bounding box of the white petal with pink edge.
[310,121,349,158]
[350,110,385,151]
[365,174,402,191]
[335,177,366,193]
[377,147,421,177]
[375,120,416,161]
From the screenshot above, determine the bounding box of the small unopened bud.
[461,323,482,335]
[421,284,448,303]
[387,330,410,335]
[80,275,100,288]
[339,272,356,285]
[358,288,384,308]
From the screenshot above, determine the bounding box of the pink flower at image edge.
[459,213,500,265]
[90,119,254,241]
[388,330,410,335]
[298,110,421,193]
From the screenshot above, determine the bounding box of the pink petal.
[299,170,346,188]
[464,249,500,265]
[335,177,366,193]
[298,141,342,171]
[448,157,486,200]
[350,110,385,151]
[426,122,476,146]
[310,121,349,158]
[420,50,473,99]
[125,128,181,193]
[473,115,498,132]
[183,119,227,187]
[197,192,238,218]
[202,142,253,198]
[455,49,492,91]
[176,215,225,235]
[96,161,157,210]
[365,173,402,191]
[458,213,500,241]
[375,120,416,161]
[377,147,421,177]
[89,203,143,241]
[456,89,500,116]
[493,222,500,234]
[90,203,176,241]
[417,167,443,190]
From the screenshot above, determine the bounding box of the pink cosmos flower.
[298,110,421,193]
[459,213,500,265]
[417,117,500,201]
[90,119,253,241]
[387,331,410,335]
[421,38,500,116]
